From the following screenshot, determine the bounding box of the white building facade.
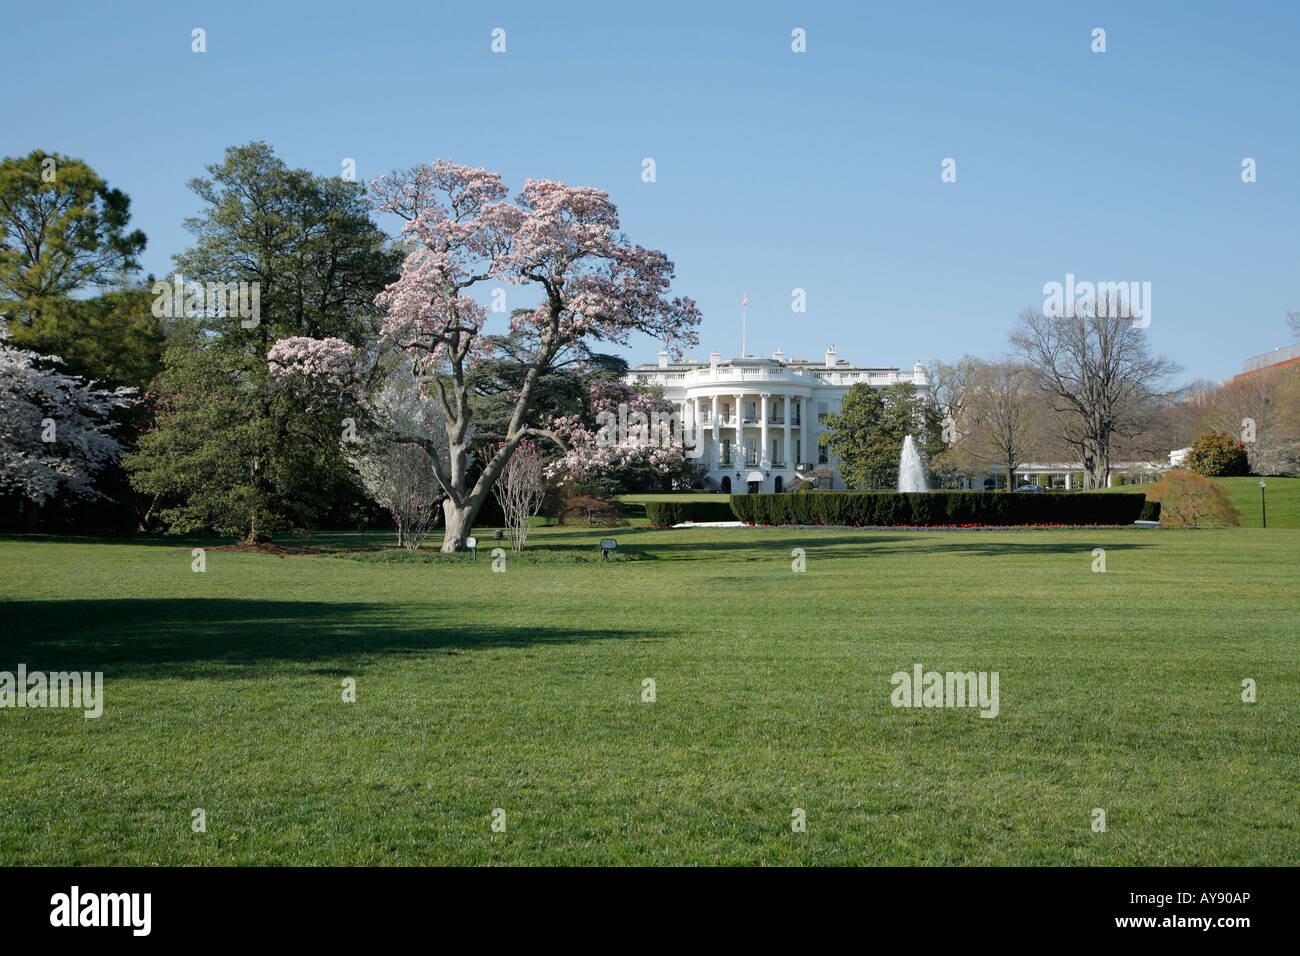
[625,346,927,494]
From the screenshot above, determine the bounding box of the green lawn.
[1216,475,1300,528]
[2,524,1296,865]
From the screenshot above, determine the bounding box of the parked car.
[1013,484,1050,492]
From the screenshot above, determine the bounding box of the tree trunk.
[440,498,482,553]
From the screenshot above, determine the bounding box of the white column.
[691,397,702,462]
[783,395,792,467]
[805,398,817,466]
[759,393,770,466]
[734,392,745,467]
[711,395,720,470]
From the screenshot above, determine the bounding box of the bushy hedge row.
[645,500,740,526]
[729,491,1156,526]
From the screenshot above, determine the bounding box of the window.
[818,444,828,465]
[817,401,829,423]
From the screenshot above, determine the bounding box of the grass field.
[1216,476,1300,528]
[2,523,1297,865]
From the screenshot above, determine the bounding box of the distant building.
[624,346,927,493]
[1235,342,1300,381]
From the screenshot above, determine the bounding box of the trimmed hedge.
[729,491,1153,526]
[644,500,739,526]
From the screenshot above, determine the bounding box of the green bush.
[796,481,815,492]
[729,491,1150,526]
[1185,431,1250,477]
[644,500,738,526]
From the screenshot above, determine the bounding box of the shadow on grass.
[1,599,644,679]
[613,530,1155,560]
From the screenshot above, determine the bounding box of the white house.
[624,346,928,493]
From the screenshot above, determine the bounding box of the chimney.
[825,345,837,368]
[709,351,721,368]
[658,349,669,369]
[773,349,785,363]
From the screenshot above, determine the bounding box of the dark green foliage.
[1185,431,1251,478]
[644,500,737,525]
[819,382,945,489]
[729,491,1150,526]
[126,143,398,540]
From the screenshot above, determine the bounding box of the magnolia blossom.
[0,323,134,505]
[268,337,366,408]
[547,382,693,487]
[276,161,700,551]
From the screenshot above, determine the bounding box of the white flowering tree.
[269,337,452,549]
[0,321,134,522]
[350,441,442,550]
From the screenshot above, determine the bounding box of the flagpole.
[741,289,748,357]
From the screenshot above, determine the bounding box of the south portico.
[626,347,928,493]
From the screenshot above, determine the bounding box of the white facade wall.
[625,348,928,494]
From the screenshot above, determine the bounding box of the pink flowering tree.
[267,337,368,411]
[547,381,697,494]
[271,161,700,551]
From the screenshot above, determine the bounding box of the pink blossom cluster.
[368,161,700,371]
[268,337,366,408]
[546,382,690,484]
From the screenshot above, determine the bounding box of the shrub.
[796,480,815,492]
[1184,431,1250,477]
[1143,469,1240,527]
[728,490,1150,526]
[562,496,626,527]
[644,500,737,526]
[539,483,567,525]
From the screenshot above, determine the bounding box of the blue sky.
[5,0,1297,384]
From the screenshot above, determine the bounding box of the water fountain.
[898,434,929,492]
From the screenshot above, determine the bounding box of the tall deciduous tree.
[960,360,1052,490]
[1011,296,1179,489]
[282,161,700,551]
